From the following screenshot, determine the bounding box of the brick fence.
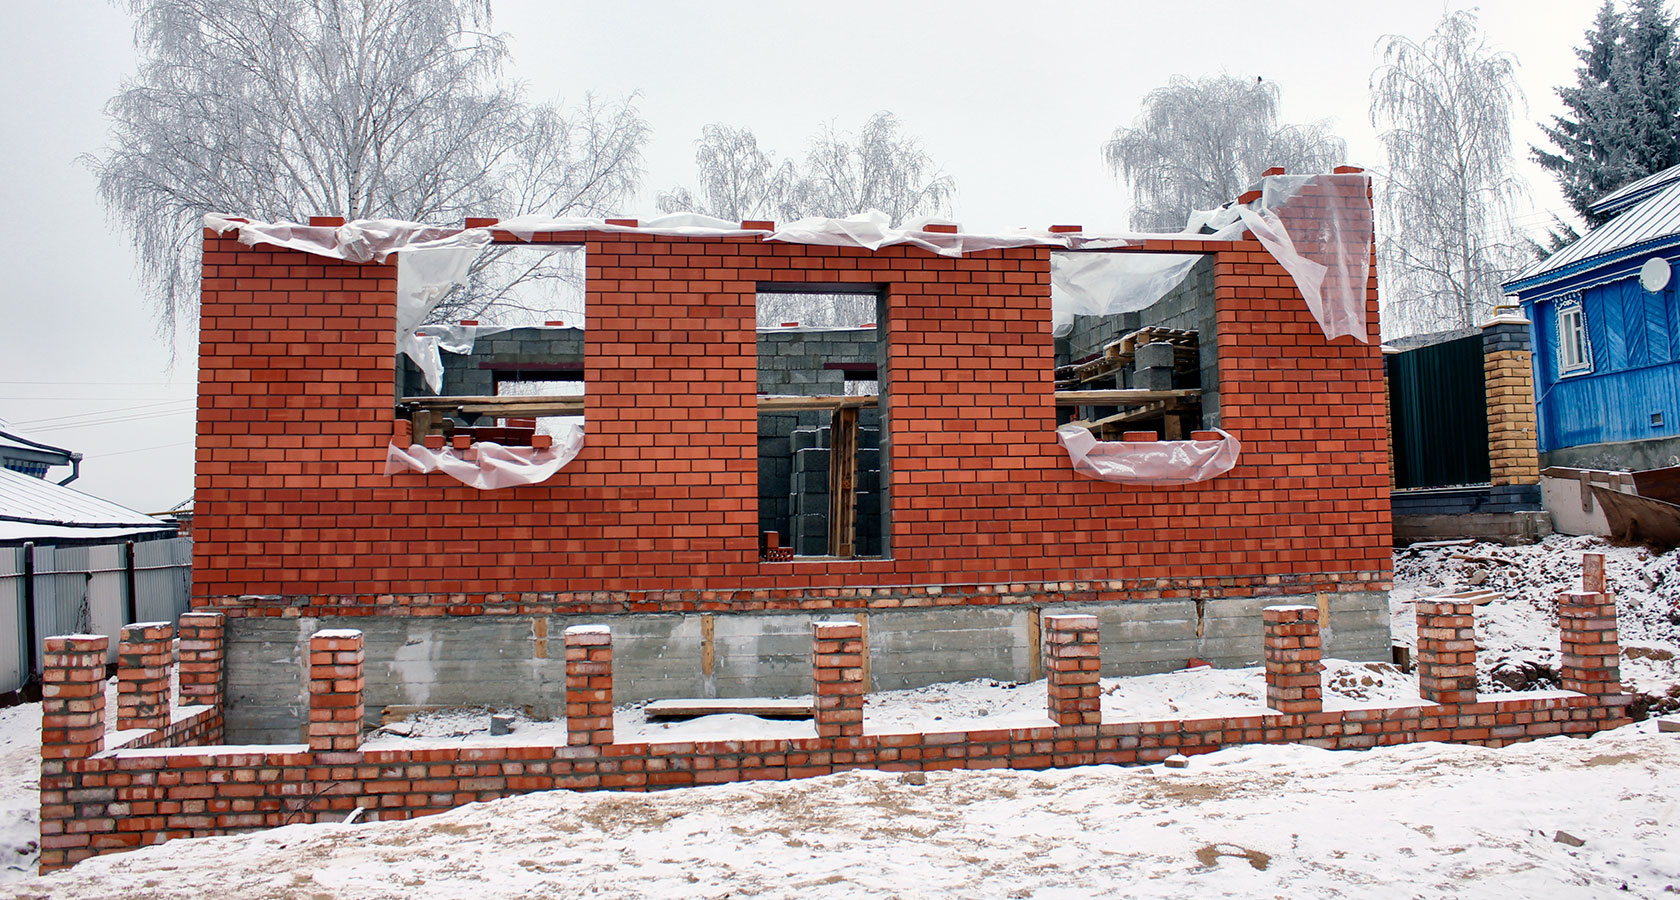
[40,554,1630,872]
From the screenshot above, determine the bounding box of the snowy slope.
[6,723,1677,899]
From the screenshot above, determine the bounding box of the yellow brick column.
[1482,315,1540,485]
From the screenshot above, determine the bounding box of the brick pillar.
[116,621,173,732]
[1263,605,1323,714]
[565,625,614,746]
[1558,590,1622,697]
[1416,599,1477,705]
[812,620,865,738]
[307,629,364,751]
[1482,316,1541,486]
[177,611,225,708]
[42,634,109,760]
[1043,614,1101,726]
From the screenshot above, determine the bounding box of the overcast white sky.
[0,1,1618,511]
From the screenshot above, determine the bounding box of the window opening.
[1052,253,1217,440]
[756,288,887,560]
[396,247,586,445]
[1557,295,1592,376]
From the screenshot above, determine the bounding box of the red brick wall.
[192,182,1388,609]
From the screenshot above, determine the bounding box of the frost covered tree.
[91,0,648,335]
[1371,10,1529,338]
[1102,75,1346,232]
[1535,0,1680,228]
[658,112,955,226]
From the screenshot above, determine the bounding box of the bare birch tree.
[91,0,648,336]
[658,112,954,226]
[1371,10,1529,337]
[1104,75,1346,231]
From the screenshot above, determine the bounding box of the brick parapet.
[812,621,866,738]
[116,622,173,732]
[565,626,614,746]
[1043,614,1100,726]
[39,689,1628,872]
[1263,605,1323,714]
[308,630,364,752]
[1416,599,1477,705]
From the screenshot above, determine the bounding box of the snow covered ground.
[1393,534,1680,711]
[9,721,1679,899]
[2,534,1678,893]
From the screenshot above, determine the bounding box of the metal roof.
[0,466,172,541]
[1590,163,1680,219]
[1506,179,1680,290]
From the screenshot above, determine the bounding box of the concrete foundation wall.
[222,593,1391,744]
[1541,434,1680,473]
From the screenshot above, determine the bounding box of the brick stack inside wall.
[1043,614,1101,726]
[1416,600,1477,705]
[308,630,364,751]
[116,622,173,732]
[566,626,614,746]
[1263,605,1323,714]
[812,620,866,738]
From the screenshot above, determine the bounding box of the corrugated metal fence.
[0,537,191,694]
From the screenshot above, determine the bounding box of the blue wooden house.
[1503,164,1680,471]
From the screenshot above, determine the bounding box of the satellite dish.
[1640,257,1671,292]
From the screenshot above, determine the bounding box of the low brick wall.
[40,558,1631,873]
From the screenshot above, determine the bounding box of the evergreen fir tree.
[1536,0,1680,228]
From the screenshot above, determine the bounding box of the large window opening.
[1052,252,1217,440]
[756,287,887,560]
[396,246,585,445]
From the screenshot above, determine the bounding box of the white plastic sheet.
[1050,253,1204,337]
[383,427,585,490]
[204,173,1374,358]
[1055,425,1241,485]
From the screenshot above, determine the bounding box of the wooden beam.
[828,405,859,559]
[757,394,878,412]
[1053,389,1199,406]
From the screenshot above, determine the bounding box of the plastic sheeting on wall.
[1055,425,1241,485]
[1049,252,1205,337]
[204,171,1373,379]
[383,426,585,490]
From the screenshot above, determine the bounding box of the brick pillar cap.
[123,620,174,630]
[1479,313,1531,328]
[813,619,862,628]
[565,625,611,636]
[1264,604,1317,613]
[313,628,364,639]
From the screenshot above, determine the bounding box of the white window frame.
[1556,294,1593,376]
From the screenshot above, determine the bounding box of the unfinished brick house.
[40,170,1635,871]
[188,170,1394,742]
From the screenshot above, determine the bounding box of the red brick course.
[190,175,1389,611]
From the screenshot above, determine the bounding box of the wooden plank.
[1054,389,1200,406]
[757,394,878,412]
[828,405,859,559]
[643,698,813,720]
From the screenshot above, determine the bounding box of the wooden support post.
[828,405,859,558]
